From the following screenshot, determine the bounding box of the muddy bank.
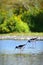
[0,36,43,40]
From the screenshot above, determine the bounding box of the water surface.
[0,40,43,65]
[0,40,43,54]
[0,54,43,65]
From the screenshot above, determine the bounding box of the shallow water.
[0,54,43,65]
[0,40,43,54]
[0,40,43,65]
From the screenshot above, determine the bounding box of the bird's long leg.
[21,46,25,51]
[34,40,36,48]
[19,48,22,56]
[32,40,36,49]
[27,41,34,49]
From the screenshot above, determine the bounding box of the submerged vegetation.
[0,0,43,34]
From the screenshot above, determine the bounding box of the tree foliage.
[0,0,43,33]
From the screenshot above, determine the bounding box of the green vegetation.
[21,8,43,32]
[0,11,29,33]
[0,0,43,34]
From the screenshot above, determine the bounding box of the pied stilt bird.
[15,44,26,49]
[28,37,37,42]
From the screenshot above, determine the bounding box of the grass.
[0,32,43,36]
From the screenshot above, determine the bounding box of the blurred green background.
[0,0,43,34]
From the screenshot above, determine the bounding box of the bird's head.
[28,40,31,43]
[15,46,18,48]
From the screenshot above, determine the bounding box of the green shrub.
[0,11,6,24]
[14,16,29,32]
[0,15,29,33]
[0,24,10,33]
[0,7,43,33]
[0,10,14,33]
[13,5,27,15]
[21,8,39,23]
[21,8,43,32]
